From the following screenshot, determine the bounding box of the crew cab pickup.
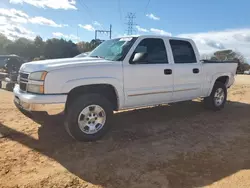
[14,35,238,141]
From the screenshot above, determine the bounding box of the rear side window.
[170,40,197,63]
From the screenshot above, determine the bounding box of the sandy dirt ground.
[1,75,250,188]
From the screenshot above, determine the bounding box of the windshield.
[89,37,137,61]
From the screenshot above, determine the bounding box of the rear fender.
[207,72,232,96]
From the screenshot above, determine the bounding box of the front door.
[123,37,173,108]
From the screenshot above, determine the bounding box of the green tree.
[5,37,36,60]
[77,39,102,53]
[0,33,102,60]
[0,34,12,54]
[34,36,45,58]
[206,50,249,73]
[44,38,79,59]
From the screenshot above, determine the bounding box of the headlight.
[27,84,44,94]
[29,71,47,81]
[25,71,47,94]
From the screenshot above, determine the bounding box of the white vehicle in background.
[244,70,250,75]
[13,35,238,141]
[74,52,90,58]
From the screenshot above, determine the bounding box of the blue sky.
[1,0,250,61]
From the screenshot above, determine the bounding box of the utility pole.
[77,25,79,42]
[125,12,136,35]
[95,24,112,40]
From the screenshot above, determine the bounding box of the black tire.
[0,81,2,88]
[65,94,113,141]
[204,81,227,111]
[6,83,14,91]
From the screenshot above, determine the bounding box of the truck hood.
[20,57,115,72]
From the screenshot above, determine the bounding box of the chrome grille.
[19,72,29,92]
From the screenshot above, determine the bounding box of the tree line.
[0,34,101,61]
[201,50,250,73]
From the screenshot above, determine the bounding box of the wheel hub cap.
[78,105,106,134]
[214,88,225,106]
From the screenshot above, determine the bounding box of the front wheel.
[6,83,14,91]
[65,94,113,141]
[204,81,227,111]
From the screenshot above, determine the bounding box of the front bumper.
[13,85,67,115]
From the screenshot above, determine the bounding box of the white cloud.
[0,8,29,18]
[200,39,225,50]
[146,13,160,20]
[234,33,250,42]
[52,32,65,37]
[0,8,34,40]
[0,8,68,29]
[52,32,79,41]
[150,28,171,36]
[0,8,69,40]
[93,21,101,27]
[9,0,77,10]
[29,17,68,27]
[78,24,95,31]
[178,28,250,62]
[136,26,149,32]
[0,24,35,40]
[0,8,29,23]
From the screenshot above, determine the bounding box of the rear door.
[123,37,173,108]
[169,39,203,101]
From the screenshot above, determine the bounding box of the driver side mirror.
[131,52,147,63]
[130,46,147,64]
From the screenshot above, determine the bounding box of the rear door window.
[170,40,197,63]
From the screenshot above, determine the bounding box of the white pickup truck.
[13,35,237,141]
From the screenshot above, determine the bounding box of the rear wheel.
[65,94,113,141]
[204,81,227,111]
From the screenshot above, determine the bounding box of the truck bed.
[202,60,237,64]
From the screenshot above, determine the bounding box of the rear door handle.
[164,69,172,75]
[193,68,199,74]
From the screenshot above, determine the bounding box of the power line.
[118,0,124,29]
[125,12,136,35]
[77,0,102,40]
[144,0,151,14]
[77,0,95,21]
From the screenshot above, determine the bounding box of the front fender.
[61,77,124,108]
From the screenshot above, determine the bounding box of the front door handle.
[164,69,172,75]
[193,68,199,74]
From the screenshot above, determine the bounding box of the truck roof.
[118,35,193,42]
